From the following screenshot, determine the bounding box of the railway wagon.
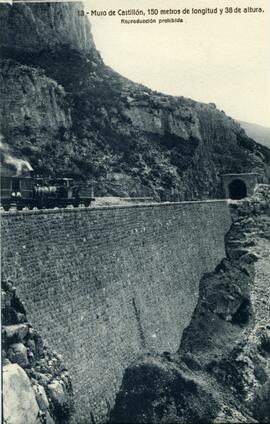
[1,176,34,211]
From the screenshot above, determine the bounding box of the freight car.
[0,176,95,211]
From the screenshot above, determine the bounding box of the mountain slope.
[239,121,270,149]
[0,1,269,199]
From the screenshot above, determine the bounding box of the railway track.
[0,204,94,214]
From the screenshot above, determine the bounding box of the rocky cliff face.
[0,1,270,198]
[110,185,270,423]
[0,60,71,149]
[0,1,95,54]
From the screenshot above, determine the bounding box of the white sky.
[85,0,270,127]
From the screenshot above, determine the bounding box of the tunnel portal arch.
[228,179,247,199]
[221,173,260,199]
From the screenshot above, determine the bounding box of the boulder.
[33,384,50,411]
[33,371,50,386]
[2,324,29,342]
[7,342,29,368]
[47,379,66,407]
[45,412,55,424]
[3,363,39,424]
[47,379,73,422]
[110,355,219,423]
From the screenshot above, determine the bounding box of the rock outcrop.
[2,280,74,424]
[0,2,269,198]
[3,363,40,424]
[0,60,71,150]
[110,185,270,423]
[0,1,96,54]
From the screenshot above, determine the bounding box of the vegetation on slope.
[0,2,270,199]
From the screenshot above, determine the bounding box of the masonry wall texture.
[1,201,231,423]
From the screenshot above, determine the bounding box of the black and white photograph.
[1,0,270,423]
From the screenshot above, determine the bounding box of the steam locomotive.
[0,175,95,211]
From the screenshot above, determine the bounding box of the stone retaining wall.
[1,201,231,422]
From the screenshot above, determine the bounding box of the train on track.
[0,175,95,211]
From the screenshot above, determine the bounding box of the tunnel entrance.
[229,179,247,199]
[221,173,260,199]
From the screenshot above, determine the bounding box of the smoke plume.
[0,136,33,176]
